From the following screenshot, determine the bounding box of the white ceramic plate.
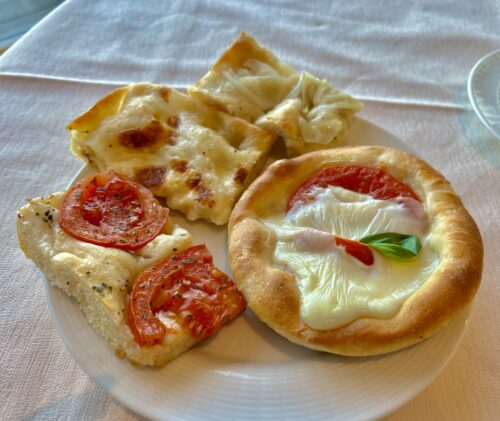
[467,49,500,139]
[46,118,469,421]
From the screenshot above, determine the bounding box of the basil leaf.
[359,232,421,261]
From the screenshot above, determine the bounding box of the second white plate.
[468,49,500,139]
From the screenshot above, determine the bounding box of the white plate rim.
[43,117,471,421]
[467,48,500,139]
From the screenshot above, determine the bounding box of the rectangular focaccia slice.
[189,33,363,157]
[17,192,196,367]
[68,83,275,225]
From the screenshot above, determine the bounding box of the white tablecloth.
[1,0,499,419]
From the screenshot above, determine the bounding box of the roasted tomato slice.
[334,236,374,266]
[128,245,246,347]
[287,165,420,212]
[286,165,419,264]
[60,171,169,250]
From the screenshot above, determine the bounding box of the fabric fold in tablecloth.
[1,0,499,108]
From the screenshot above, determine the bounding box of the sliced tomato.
[60,171,169,250]
[334,236,374,265]
[128,245,246,347]
[287,165,420,212]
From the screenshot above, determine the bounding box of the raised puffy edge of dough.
[67,86,130,133]
[207,32,294,75]
[228,146,483,356]
[16,193,197,367]
[66,85,130,166]
[66,83,168,165]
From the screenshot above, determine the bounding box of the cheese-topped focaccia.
[68,83,275,225]
[228,146,483,356]
[189,33,363,157]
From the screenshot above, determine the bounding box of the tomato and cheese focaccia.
[68,83,274,225]
[17,172,245,367]
[228,146,482,356]
[189,32,363,157]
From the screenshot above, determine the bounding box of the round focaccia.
[228,146,483,356]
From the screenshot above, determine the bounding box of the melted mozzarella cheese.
[188,34,298,122]
[69,84,274,225]
[258,72,363,150]
[264,186,439,329]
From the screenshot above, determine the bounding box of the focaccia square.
[68,83,275,225]
[189,33,363,157]
[17,190,246,367]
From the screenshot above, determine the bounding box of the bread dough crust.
[228,146,483,356]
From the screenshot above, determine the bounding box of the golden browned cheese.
[228,146,483,356]
[67,83,275,225]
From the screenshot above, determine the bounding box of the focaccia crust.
[228,146,482,356]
